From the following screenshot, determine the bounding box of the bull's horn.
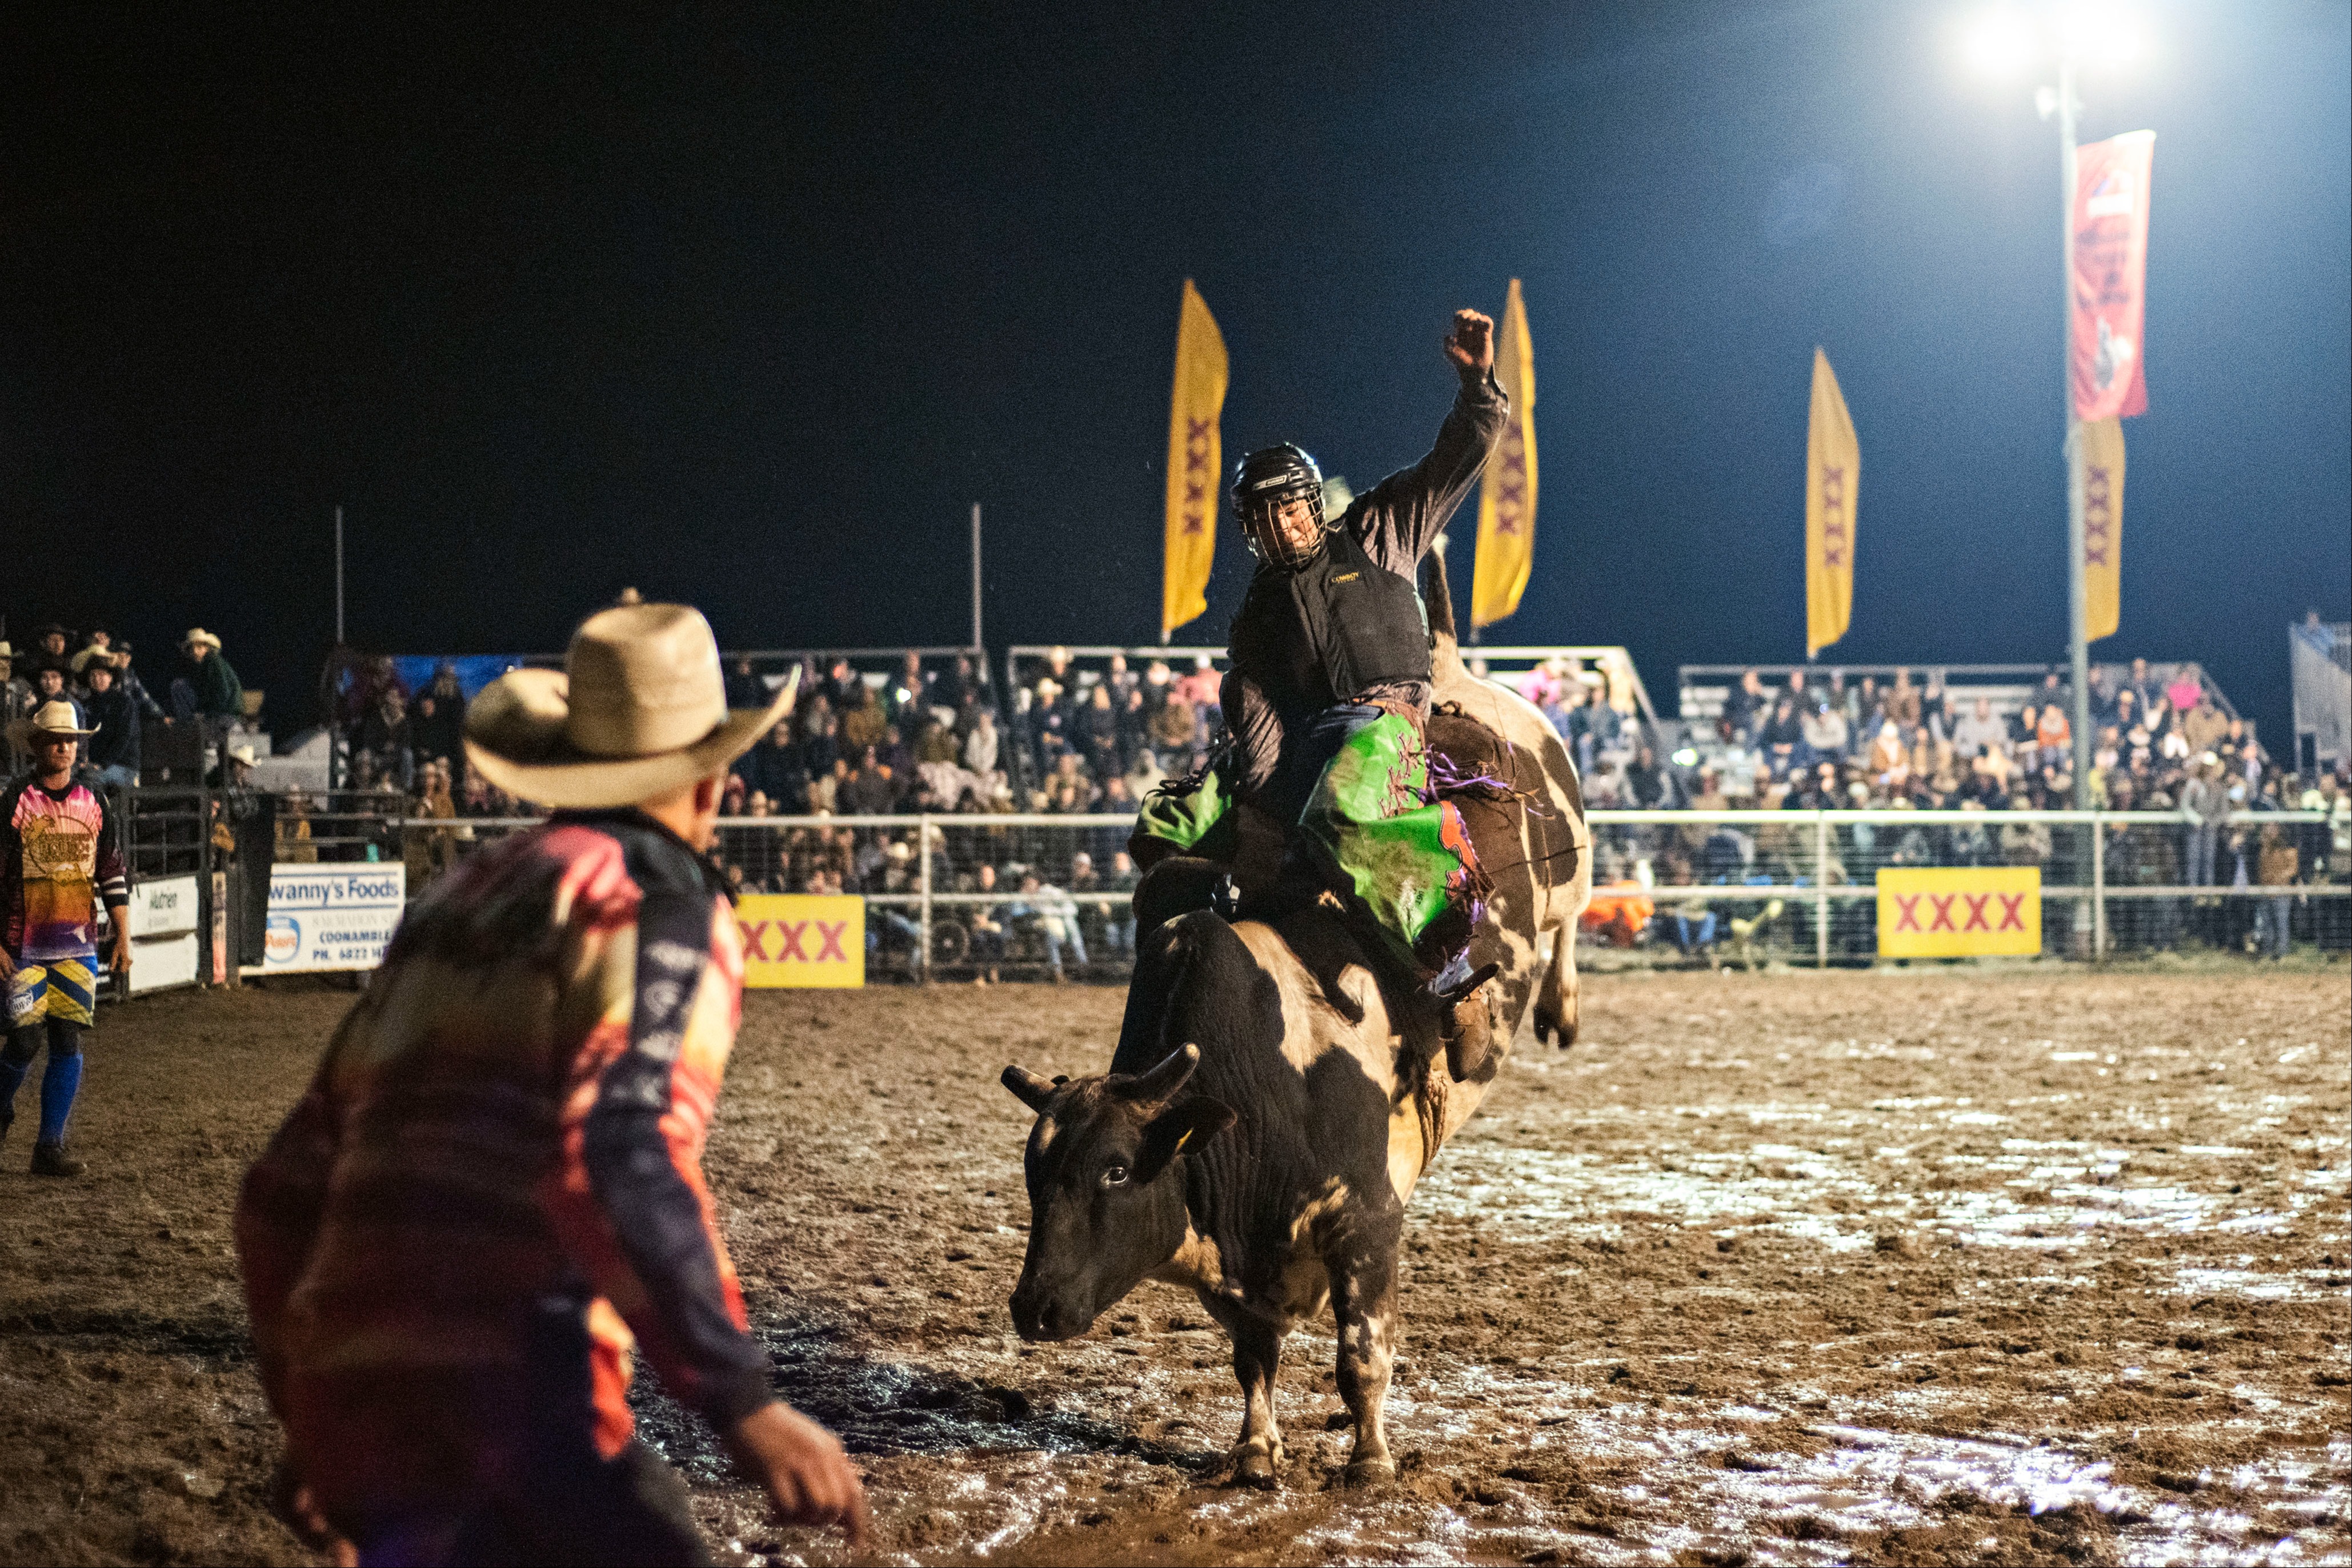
[1114,1042,1199,1106]
[1001,1065,1058,1112]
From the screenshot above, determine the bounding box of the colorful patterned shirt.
[234,810,768,1525]
[0,771,131,963]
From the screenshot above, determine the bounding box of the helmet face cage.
[1232,446,1331,570]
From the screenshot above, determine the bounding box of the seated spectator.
[1079,682,1123,776]
[843,745,896,815]
[1009,872,1085,981]
[277,789,319,863]
[30,667,86,741]
[177,628,246,723]
[410,686,464,779]
[1625,744,1684,809]
[0,643,33,775]
[1885,667,1921,727]
[24,624,73,683]
[79,661,140,789]
[2164,667,2204,723]
[967,863,1007,985]
[1719,668,1767,743]
[840,677,888,752]
[1800,697,1849,760]
[887,651,931,728]
[1950,696,2005,758]
[2035,701,2071,771]
[1866,718,1908,786]
[1920,672,1950,737]
[1148,684,1196,760]
[69,628,117,680]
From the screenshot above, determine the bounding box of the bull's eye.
[1100,1164,1131,1189]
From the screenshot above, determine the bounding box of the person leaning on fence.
[232,603,867,1566]
[0,700,132,1178]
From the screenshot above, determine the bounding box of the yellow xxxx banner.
[1472,278,1538,631]
[1163,279,1229,640]
[735,895,865,988]
[2079,417,2124,641]
[1876,868,2041,958]
[1805,347,1859,657]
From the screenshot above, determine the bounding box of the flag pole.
[334,504,346,645]
[2059,51,2091,811]
[971,502,983,651]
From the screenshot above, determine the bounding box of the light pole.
[2053,51,2092,810]
[1973,4,2142,809]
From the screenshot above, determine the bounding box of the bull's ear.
[1113,1042,1199,1110]
[1001,1065,1057,1113]
[1136,1096,1237,1184]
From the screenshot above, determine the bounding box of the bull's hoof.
[1341,1457,1397,1487]
[1232,1450,1281,1489]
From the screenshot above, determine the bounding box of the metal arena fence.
[137,804,2340,984]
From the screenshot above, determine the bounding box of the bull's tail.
[1422,536,1468,689]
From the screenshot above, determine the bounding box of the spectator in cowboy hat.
[24,625,74,683]
[234,603,866,1564]
[178,627,246,721]
[79,662,142,789]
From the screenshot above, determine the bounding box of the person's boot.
[30,1140,85,1178]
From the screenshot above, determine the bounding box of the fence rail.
[116,794,2345,986]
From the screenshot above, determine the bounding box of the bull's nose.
[1009,1283,1085,1342]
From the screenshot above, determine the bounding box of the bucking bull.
[999,557,1593,1485]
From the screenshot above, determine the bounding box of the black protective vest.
[1228,527,1432,724]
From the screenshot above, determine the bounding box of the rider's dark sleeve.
[1221,671,1284,800]
[1349,371,1509,578]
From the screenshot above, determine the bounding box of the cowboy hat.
[228,743,259,767]
[11,699,98,745]
[464,603,798,809]
[183,628,223,651]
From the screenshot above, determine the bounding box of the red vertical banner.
[2071,130,2155,422]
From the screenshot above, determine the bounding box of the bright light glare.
[2058,2,2143,67]
[1963,6,2040,77]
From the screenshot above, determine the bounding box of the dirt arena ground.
[1,965,2346,1566]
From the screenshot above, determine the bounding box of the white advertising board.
[262,864,407,974]
[127,874,201,996]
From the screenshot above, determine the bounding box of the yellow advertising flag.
[2079,417,2125,641]
[1805,347,1860,657]
[1163,279,1229,640]
[1472,278,1538,631]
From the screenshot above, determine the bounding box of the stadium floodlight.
[2057,1,2143,69]
[1962,6,2040,77]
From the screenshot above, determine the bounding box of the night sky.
[3,2,2345,744]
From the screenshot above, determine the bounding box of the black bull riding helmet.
[1232,443,1332,570]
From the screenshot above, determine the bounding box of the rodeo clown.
[235,604,866,1565]
[1135,307,1508,1005]
[0,699,133,1177]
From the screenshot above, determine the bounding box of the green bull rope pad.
[1136,762,1234,855]
[1300,713,1481,971]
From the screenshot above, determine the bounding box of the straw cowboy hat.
[9,699,99,749]
[183,628,223,652]
[465,603,798,809]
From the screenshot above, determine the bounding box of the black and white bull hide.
[1000,604,1592,1486]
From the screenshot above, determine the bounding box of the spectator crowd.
[2,621,249,785]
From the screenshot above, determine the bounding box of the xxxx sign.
[1876,868,2041,959]
[736,894,866,989]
